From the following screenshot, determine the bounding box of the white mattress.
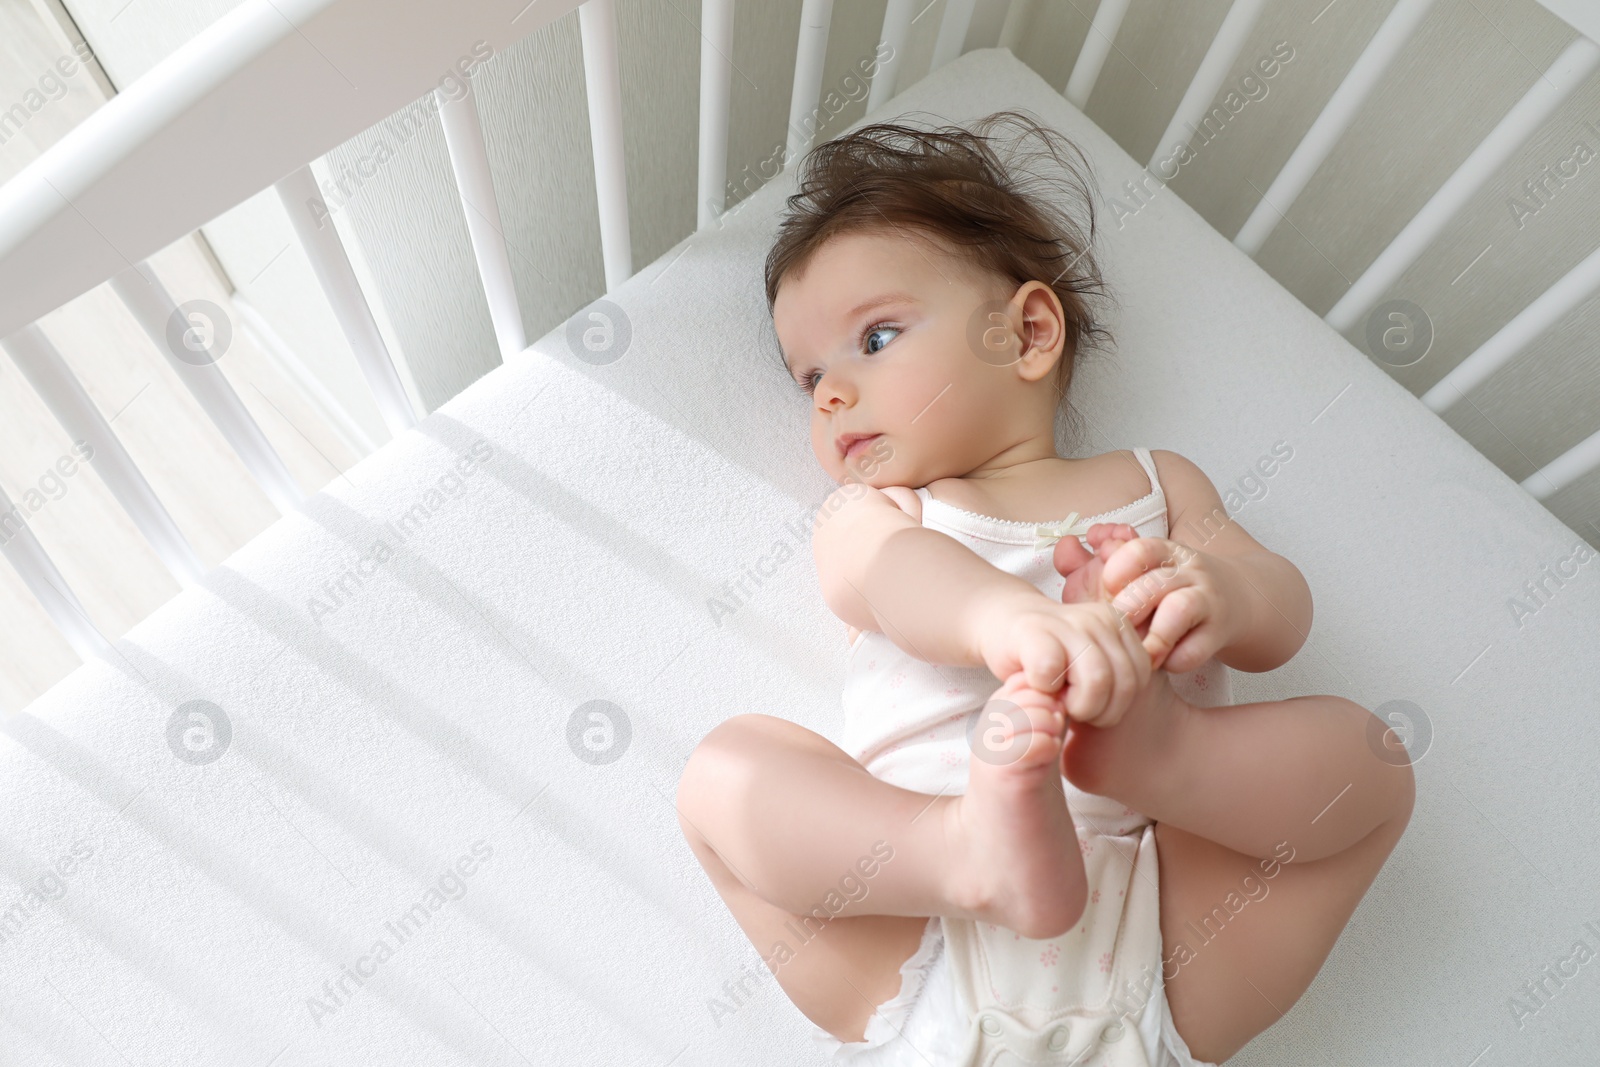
[5,47,1597,1066]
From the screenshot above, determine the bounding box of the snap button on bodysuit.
[980,1012,1003,1036]
[1047,1025,1069,1050]
[1101,1020,1125,1042]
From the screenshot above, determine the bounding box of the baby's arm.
[813,482,1152,725]
[1105,450,1312,674]
[813,483,1042,671]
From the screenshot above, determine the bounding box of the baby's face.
[773,229,1065,488]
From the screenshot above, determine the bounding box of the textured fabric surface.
[3,47,1597,1066]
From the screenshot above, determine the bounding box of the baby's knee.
[679,715,774,806]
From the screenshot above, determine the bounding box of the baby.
[677,110,1415,1066]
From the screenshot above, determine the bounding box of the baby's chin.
[832,465,899,489]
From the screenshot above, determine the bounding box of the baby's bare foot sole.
[948,674,1088,940]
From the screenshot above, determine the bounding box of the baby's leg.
[677,675,1085,1043]
[1063,682,1415,1063]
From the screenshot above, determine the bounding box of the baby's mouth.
[844,434,882,459]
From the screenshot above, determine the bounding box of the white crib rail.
[1068,0,1600,505]
[0,0,581,340]
[1322,35,1600,334]
[438,87,528,363]
[1233,0,1438,256]
[275,164,418,440]
[0,0,1598,664]
[697,0,737,228]
[579,0,633,291]
[109,262,307,517]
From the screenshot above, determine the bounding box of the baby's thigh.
[1153,812,1409,1063]
[681,813,932,1043]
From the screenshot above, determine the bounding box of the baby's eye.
[862,323,900,354]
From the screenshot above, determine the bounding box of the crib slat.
[698,0,737,229]
[867,0,914,113]
[109,263,305,516]
[580,0,634,291]
[0,0,587,343]
[1423,242,1600,413]
[931,0,978,71]
[230,293,378,457]
[1325,36,1600,333]
[867,0,913,113]
[1520,424,1600,501]
[0,481,115,664]
[787,0,835,166]
[1147,0,1267,172]
[1064,0,1129,109]
[437,87,528,362]
[1,322,206,587]
[1234,0,1436,256]
[276,165,418,439]
[998,0,1036,54]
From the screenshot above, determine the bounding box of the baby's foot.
[1054,522,1138,605]
[949,672,1087,940]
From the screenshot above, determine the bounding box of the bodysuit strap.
[1131,447,1161,498]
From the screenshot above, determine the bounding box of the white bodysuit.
[814,447,1230,1067]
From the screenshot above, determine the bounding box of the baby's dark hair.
[763,109,1116,429]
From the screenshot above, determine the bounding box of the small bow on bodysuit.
[1032,513,1092,551]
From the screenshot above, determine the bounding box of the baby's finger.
[1111,606,1154,691]
[1108,574,1160,627]
[1060,638,1112,723]
[1143,590,1203,672]
[1018,627,1069,694]
[1100,538,1162,600]
[1089,621,1141,728]
[1162,626,1220,675]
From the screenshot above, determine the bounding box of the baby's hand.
[1098,536,1249,674]
[974,594,1152,729]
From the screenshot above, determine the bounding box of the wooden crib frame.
[0,0,1597,666]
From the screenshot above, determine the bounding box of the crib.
[1,0,1598,1063]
